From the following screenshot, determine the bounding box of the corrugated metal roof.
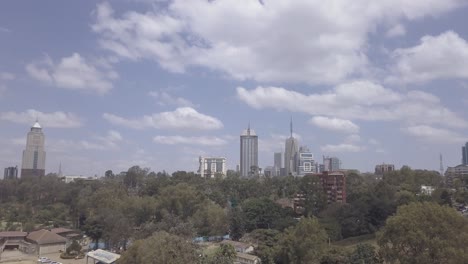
[87,249,121,264]
[0,231,27,238]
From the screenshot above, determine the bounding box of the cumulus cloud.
[321,143,365,153]
[153,135,227,146]
[148,91,195,107]
[310,116,359,134]
[91,1,464,84]
[103,107,223,130]
[0,109,82,128]
[403,125,467,143]
[389,31,468,83]
[26,53,118,94]
[237,80,467,128]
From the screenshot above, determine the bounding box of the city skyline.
[1,1,468,176]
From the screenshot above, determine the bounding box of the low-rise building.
[86,249,121,264]
[420,185,435,195]
[0,231,27,251]
[23,229,67,255]
[63,175,97,183]
[220,240,254,254]
[236,252,261,264]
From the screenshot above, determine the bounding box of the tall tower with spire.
[284,118,299,176]
[240,124,258,177]
[21,120,46,178]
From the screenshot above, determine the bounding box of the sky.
[1,0,468,177]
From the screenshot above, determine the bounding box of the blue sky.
[1,0,468,176]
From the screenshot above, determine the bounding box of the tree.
[277,217,328,264]
[191,202,228,236]
[250,229,281,264]
[209,244,237,264]
[300,175,328,216]
[118,231,199,264]
[348,244,382,264]
[242,197,283,231]
[378,202,468,264]
[228,207,245,241]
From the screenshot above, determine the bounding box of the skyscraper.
[297,146,315,177]
[323,156,341,172]
[284,119,299,176]
[274,152,282,176]
[4,166,18,180]
[240,125,258,177]
[462,142,468,165]
[21,121,46,178]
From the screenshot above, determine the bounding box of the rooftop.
[26,229,67,245]
[0,231,27,238]
[87,249,121,264]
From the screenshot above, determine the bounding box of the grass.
[332,233,377,249]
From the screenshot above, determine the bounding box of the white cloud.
[344,134,361,143]
[148,91,195,107]
[310,116,359,134]
[386,24,406,38]
[321,143,365,153]
[153,135,227,146]
[403,125,467,143]
[237,80,467,128]
[0,109,82,128]
[26,53,118,94]
[91,1,465,84]
[389,31,468,83]
[103,107,223,130]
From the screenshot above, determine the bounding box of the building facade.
[240,126,258,177]
[375,163,395,175]
[445,164,468,188]
[4,166,18,180]
[297,146,315,177]
[198,156,227,178]
[462,142,468,165]
[318,171,346,203]
[274,152,282,177]
[21,121,46,178]
[323,156,340,172]
[285,120,299,176]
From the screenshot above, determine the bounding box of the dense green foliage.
[378,202,468,264]
[0,165,466,263]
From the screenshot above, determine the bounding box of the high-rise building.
[323,156,340,172]
[21,121,46,178]
[375,163,395,175]
[297,146,315,177]
[4,166,18,180]
[274,152,282,176]
[285,119,299,176]
[462,142,468,165]
[240,125,258,177]
[198,156,226,178]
